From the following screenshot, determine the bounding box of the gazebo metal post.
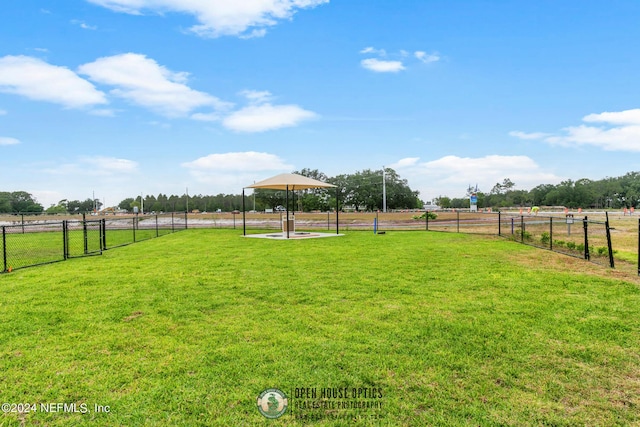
[336,187,339,234]
[286,185,290,239]
[242,188,246,236]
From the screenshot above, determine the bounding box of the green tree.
[67,198,97,213]
[293,168,332,211]
[0,191,44,213]
[118,198,135,212]
[434,196,451,208]
[45,199,69,214]
[384,168,421,210]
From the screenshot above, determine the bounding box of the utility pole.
[141,193,144,214]
[382,166,387,213]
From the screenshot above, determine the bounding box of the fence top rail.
[1,221,64,228]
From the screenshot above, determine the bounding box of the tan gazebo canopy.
[242,173,339,238]
[247,173,336,191]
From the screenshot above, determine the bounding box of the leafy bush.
[596,246,608,256]
[566,241,576,250]
[540,232,550,245]
[514,229,532,241]
[553,240,565,247]
[412,211,438,220]
[576,243,585,252]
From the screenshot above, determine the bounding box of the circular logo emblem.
[257,388,288,419]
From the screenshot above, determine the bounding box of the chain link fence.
[501,213,615,269]
[1,213,187,273]
[3,210,638,276]
[2,222,65,271]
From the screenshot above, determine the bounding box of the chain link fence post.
[63,220,68,260]
[101,218,106,251]
[605,212,614,268]
[2,226,6,273]
[583,216,590,260]
[83,213,88,255]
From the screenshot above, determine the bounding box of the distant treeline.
[434,172,640,209]
[6,170,640,214]
[113,168,422,213]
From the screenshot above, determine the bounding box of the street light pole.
[382,166,387,213]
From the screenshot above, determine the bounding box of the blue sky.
[2,1,640,208]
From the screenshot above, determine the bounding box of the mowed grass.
[1,230,639,426]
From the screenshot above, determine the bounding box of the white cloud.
[423,155,539,176]
[71,19,98,30]
[182,151,294,190]
[509,131,551,140]
[78,53,231,117]
[240,89,273,104]
[183,151,292,172]
[223,103,317,132]
[545,125,640,151]
[0,55,107,108]
[359,47,439,72]
[393,155,563,201]
[518,108,640,152]
[82,156,138,172]
[414,51,440,63]
[44,156,139,176]
[190,112,221,122]
[86,0,329,38]
[360,58,405,73]
[583,109,640,125]
[0,109,6,115]
[89,108,117,117]
[239,28,268,39]
[389,157,419,168]
[0,137,21,146]
[360,46,386,56]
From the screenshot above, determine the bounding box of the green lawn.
[1,230,639,426]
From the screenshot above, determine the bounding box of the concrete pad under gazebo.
[242,173,341,239]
